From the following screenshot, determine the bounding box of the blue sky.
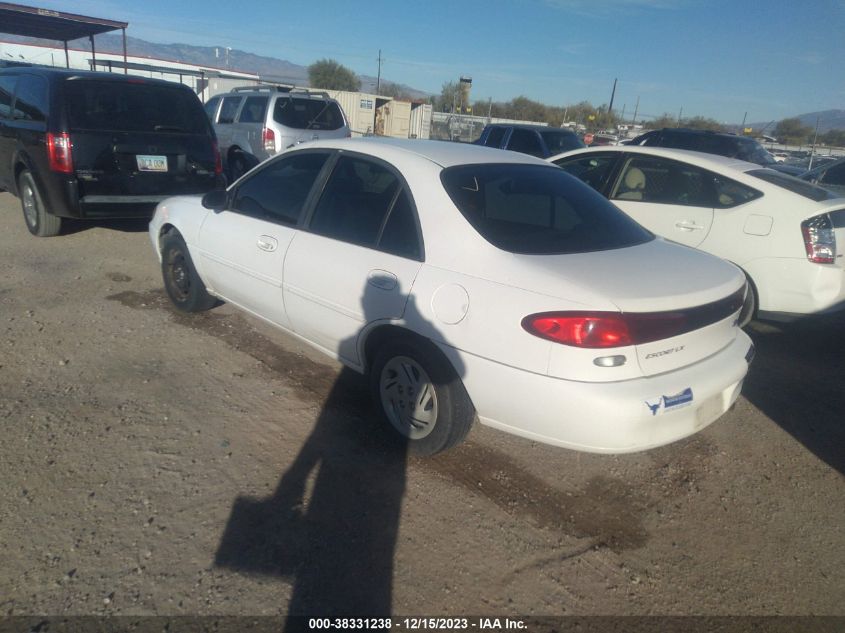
[24,0,845,125]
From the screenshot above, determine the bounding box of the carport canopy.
[0,2,128,71]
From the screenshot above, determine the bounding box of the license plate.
[136,155,168,172]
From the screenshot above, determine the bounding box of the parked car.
[799,156,845,196]
[0,66,223,237]
[475,123,585,158]
[627,128,805,176]
[204,85,350,181]
[550,145,845,320]
[150,138,753,455]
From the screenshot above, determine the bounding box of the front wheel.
[19,171,61,237]
[370,337,475,455]
[160,232,217,313]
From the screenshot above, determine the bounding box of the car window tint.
[378,189,422,260]
[12,75,47,122]
[820,162,845,186]
[540,130,585,155]
[748,169,837,201]
[232,152,329,225]
[441,164,652,255]
[309,156,402,249]
[554,154,617,192]
[203,96,220,121]
[484,127,506,147]
[273,98,344,130]
[218,96,242,124]
[0,75,16,119]
[506,128,544,157]
[611,156,719,207]
[238,96,268,123]
[65,81,207,133]
[712,175,762,208]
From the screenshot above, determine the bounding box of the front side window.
[441,164,652,254]
[273,98,344,130]
[820,162,845,187]
[238,96,268,123]
[309,155,421,259]
[554,153,619,193]
[12,75,47,122]
[0,75,17,119]
[218,96,242,124]
[231,151,329,225]
[611,156,719,207]
[506,128,544,157]
[483,126,506,148]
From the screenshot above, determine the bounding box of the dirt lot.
[0,191,843,619]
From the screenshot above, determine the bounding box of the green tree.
[434,81,461,112]
[774,118,813,145]
[308,58,360,91]
[378,80,413,100]
[683,116,725,132]
[820,129,845,147]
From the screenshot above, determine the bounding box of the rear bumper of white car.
[746,257,845,318]
[448,331,753,454]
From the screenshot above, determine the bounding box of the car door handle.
[675,221,704,231]
[367,270,398,291]
[256,235,278,252]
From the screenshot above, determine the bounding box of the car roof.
[299,137,553,168]
[550,144,759,173]
[0,66,187,88]
[487,123,569,132]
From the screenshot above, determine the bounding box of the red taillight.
[801,214,836,264]
[522,313,633,348]
[262,127,275,153]
[47,132,73,173]
[211,139,223,175]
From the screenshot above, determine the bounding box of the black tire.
[370,337,475,456]
[228,149,248,182]
[18,170,61,237]
[160,232,217,313]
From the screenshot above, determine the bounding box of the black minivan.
[0,67,223,236]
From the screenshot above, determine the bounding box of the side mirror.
[202,189,228,211]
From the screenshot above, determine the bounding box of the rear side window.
[483,126,506,148]
[232,151,329,225]
[65,81,208,133]
[309,155,421,259]
[441,164,653,254]
[506,128,544,157]
[0,75,16,119]
[540,130,585,155]
[218,96,242,124]
[274,98,344,130]
[12,75,48,122]
[611,156,719,207]
[203,96,221,121]
[238,96,268,123]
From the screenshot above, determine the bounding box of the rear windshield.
[65,80,207,134]
[273,97,344,130]
[539,130,586,155]
[748,169,838,201]
[441,164,653,255]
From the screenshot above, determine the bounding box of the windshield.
[441,164,653,255]
[735,139,777,166]
[748,169,838,201]
[65,80,208,134]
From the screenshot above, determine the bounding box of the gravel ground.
[0,191,842,619]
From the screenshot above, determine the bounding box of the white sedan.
[149,138,753,455]
[550,146,845,319]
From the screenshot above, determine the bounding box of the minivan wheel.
[161,232,217,313]
[370,337,475,456]
[19,171,61,237]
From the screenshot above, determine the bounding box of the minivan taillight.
[212,139,223,175]
[801,214,836,264]
[47,132,73,173]
[522,289,745,348]
[262,127,275,153]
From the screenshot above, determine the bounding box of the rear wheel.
[19,171,61,237]
[370,337,475,455]
[160,232,217,312]
[228,149,249,182]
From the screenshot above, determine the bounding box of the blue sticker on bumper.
[645,388,694,416]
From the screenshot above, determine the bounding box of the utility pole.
[376,49,382,94]
[808,116,820,170]
[632,96,639,125]
[608,77,618,119]
[741,111,748,133]
[678,106,683,125]
[487,97,492,122]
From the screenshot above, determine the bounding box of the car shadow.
[58,217,151,235]
[743,315,845,475]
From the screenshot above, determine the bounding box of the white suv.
[204,85,350,181]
